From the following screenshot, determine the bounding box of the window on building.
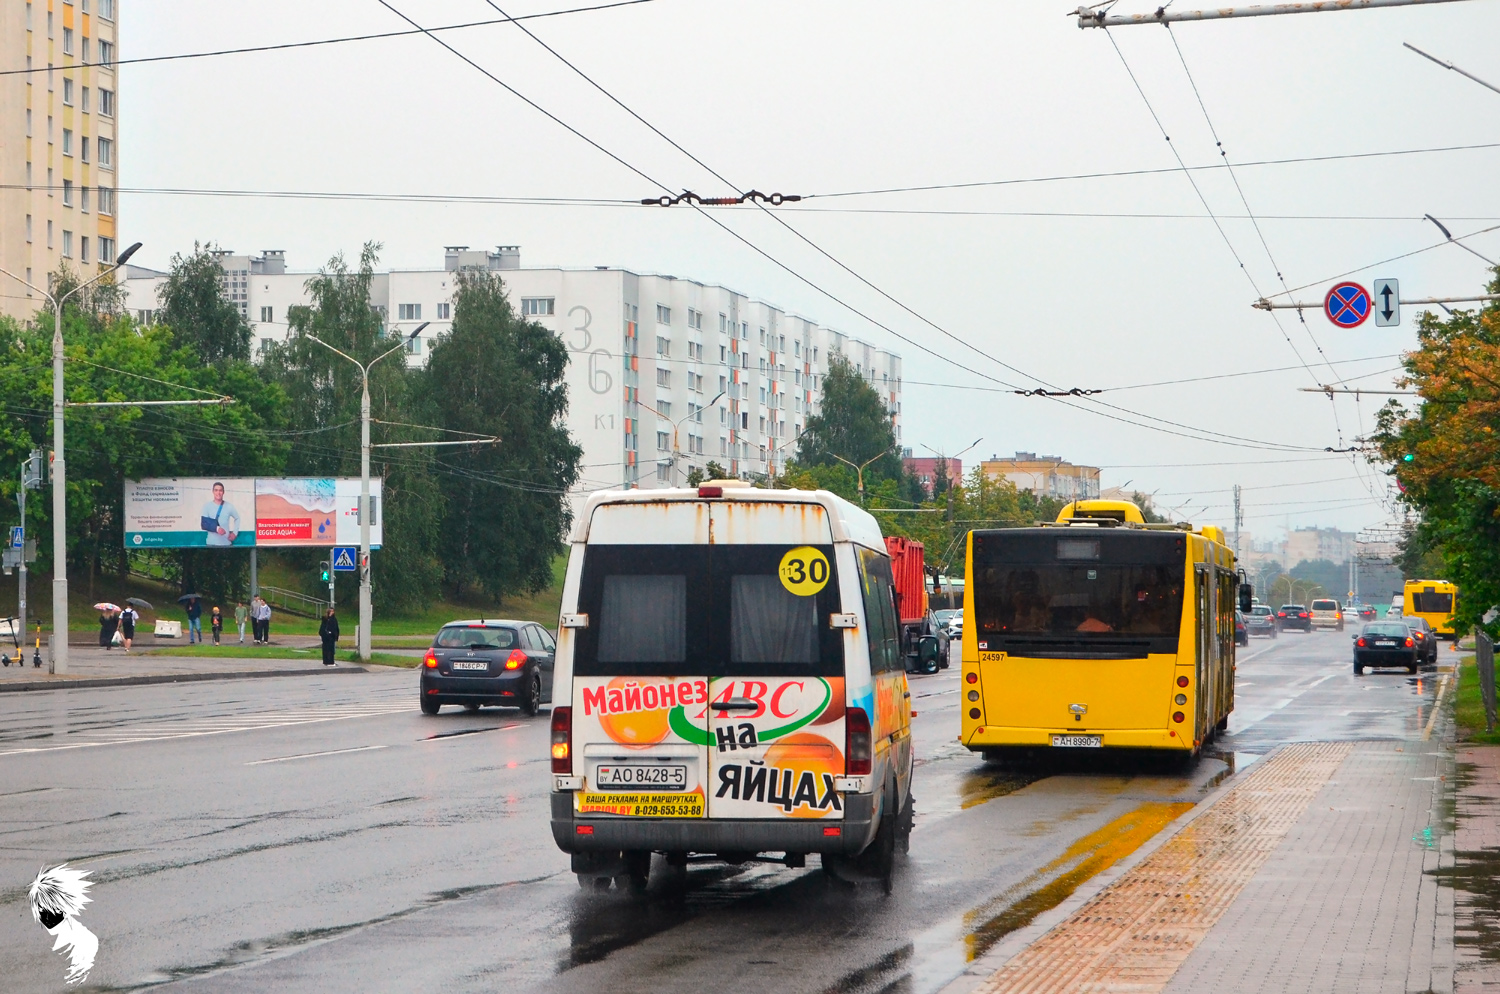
[47,115,52,142]
[398,303,421,320]
[656,368,670,387]
[80,237,89,263]
[63,77,73,105]
[63,27,73,54]
[656,464,672,482]
[759,328,766,346]
[657,400,671,418]
[259,338,273,355]
[99,236,114,262]
[759,358,766,374]
[656,431,670,451]
[759,417,767,434]
[406,335,422,354]
[687,308,703,330]
[656,304,671,325]
[98,187,113,215]
[260,306,273,323]
[437,302,451,319]
[80,136,89,162]
[61,230,73,258]
[62,129,72,156]
[81,37,89,62]
[521,297,554,316]
[100,0,114,19]
[81,86,88,112]
[656,336,670,357]
[25,109,30,137]
[80,186,88,212]
[25,215,31,242]
[98,137,112,166]
[98,41,113,67]
[62,179,72,205]
[741,352,749,368]
[795,341,801,357]
[47,10,52,37]
[99,89,114,117]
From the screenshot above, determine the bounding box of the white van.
[549,483,915,892]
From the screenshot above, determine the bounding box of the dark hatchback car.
[420,620,556,715]
[1404,616,1440,666]
[1276,604,1312,632]
[1234,611,1249,646]
[1353,622,1419,674]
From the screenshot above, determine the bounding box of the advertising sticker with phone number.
[577,792,705,818]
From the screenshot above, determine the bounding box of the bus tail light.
[845,707,872,776]
[1172,711,1185,723]
[505,649,527,669]
[551,706,572,773]
[1176,675,1189,688]
[423,649,438,668]
[966,672,978,684]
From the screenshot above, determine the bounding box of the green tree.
[155,244,253,364]
[796,354,905,493]
[264,243,443,610]
[422,268,581,601]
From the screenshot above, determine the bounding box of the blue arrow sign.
[332,546,357,571]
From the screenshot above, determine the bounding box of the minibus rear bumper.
[551,791,878,857]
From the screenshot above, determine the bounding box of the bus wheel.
[1215,715,1229,733]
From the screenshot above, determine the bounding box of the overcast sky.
[118,0,1500,540]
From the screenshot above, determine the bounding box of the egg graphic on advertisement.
[763,732,842,818]
[598,677,671,747]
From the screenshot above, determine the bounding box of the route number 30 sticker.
[779,546,830,596]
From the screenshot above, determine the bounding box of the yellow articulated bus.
[1403,580,1457,638]
[961,500,1245,760]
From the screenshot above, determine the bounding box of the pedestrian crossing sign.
[332,547,357,571]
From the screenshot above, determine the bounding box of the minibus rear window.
[574,544,845,677]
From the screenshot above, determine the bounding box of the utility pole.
[831,453,886,507]
[1076,0,1470,28]
[0,242,141,673]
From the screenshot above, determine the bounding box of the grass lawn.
[148,644,417,667]
[1454,655,1500,745]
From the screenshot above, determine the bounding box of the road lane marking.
[246,744,389,765]
[1421,673,1452,741]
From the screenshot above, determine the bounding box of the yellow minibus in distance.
[1403,580,1457,638]
[961,500,1245,760]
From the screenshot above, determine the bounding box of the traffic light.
[1402,453,1415,463]
[319,561,331,583]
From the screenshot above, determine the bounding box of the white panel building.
[122,246,904,500]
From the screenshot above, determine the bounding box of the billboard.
[125,479,256,548]
[125,478,383,549]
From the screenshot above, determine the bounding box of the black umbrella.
[126,597,154,610]
[176,593,203,604]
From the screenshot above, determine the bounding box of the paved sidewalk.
[946,704,1474,992]
[0,642,368,692]
[1452,746,1500,994]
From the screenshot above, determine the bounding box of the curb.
[0,666,369,693]
[935,746,1274,994]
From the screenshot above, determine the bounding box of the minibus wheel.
[614,850,650,894]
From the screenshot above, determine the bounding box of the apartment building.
[980,452,1101,501]
[122,246,904,500]
[901,452,963,496]
[0,0,121,319]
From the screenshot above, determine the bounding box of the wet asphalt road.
[0,628,1448,993]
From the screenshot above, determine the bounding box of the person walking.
[210,606,223,647]
[318,607,340,666]
[235,601,248,643]
[259,598,273,645]
[98,610,119,650]
[249,596,264,644]
[118,605,138,653]
[185,597,203,644]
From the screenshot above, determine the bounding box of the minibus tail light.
[845,706,872,776]
[551,706,572,773]
[698,486,723,498]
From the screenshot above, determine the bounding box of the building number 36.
[568,305,613,395]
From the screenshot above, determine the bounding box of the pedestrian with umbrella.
[120,598,150,653]
[94,604,119,651]
[318,607,340,666]
[178,594,203,644]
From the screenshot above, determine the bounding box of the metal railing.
[1478,632,1497,734]
[258,584,328,619]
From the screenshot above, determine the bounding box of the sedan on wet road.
[1352,622,1420,675]
[1276,604,1312,632]
[420,620,556,715]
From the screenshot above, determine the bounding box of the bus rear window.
[1412,592,1453,614]
[573,544,845,677]
[974,564,1184,637]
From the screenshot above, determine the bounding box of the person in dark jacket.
[319,608,340,666]
[98,611,119,650]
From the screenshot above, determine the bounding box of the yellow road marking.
[1422,672,1452,741]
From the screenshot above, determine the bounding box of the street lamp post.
[830,453,886,506]
[0,242,141,673]
[305,322,427,662]
[642,391,724,485]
